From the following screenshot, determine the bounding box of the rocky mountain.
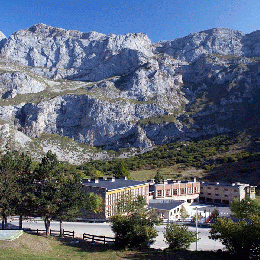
[0,24,259,163]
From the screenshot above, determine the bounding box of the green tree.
[110,195,160,249]
[34,151,61,235]
[0,151,18,229]
[230,197,260,219]
[154,170,164,184]
[0,151,35,229]
[35,151,103,235]
[180,206,189,220]
[13,152,36,229]
[114,160,130,179]
[164,223,197,250]
[55,174,102,236]
[210,215,260,259]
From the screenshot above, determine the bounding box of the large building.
[82,177,149,220]
[199,182,256,205]
[148,178,200,203]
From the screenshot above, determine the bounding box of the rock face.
[0,31,6,49]
[155,28,260,62]
[0,24,259,162]
[0,24,153,81]
[0,72,47,98]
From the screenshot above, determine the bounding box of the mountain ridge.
[0,24,259,163]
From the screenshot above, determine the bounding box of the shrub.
[210,216,260,259]
[110,195,160,249]
[164,223,197,250]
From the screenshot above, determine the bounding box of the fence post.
[103,236,105,244]
[50,229,52,236]
[73,231,74,238]
[92,235,94,243]
[63,229,65,236]
[37,229,38,235]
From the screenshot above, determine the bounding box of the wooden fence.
[63,229,74,238]
[26,228,74,238]
[25,229,115,245]
[83,233,115,245]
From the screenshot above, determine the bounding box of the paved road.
[8,218,224,251]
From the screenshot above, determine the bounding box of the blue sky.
[0,0,260,42]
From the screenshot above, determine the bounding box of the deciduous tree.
[164,223,197,250]
[110,195,160,249]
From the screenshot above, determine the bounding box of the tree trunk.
[19,215,23,230]
[59,219,63,237]
[5,216,7,229]
[44,217,50,236]
[2,214,7,229]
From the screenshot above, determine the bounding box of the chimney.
[107,177,115,182]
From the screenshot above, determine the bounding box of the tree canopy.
[230,197,260,219]
[110,194,160,249]
[210,197,260,259]
[164,223,197,250]
[0,150,102,234]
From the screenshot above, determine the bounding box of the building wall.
[105,184,149,218]
[82,182,149,220]
[154,204,184,221]
[199,182,256,205]
[152,180,200,203]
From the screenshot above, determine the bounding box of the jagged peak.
[196,27,244,36]
[0,31,6,40]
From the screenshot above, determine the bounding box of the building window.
[173,189,177,195]
[166,189,171,197]
[207,187,211,190]
[215,188,219,191]
[208,193,211,195]
[157,190,162,197]
[224,188,228,191]
[215,194,219,196]
[200,192,204,194]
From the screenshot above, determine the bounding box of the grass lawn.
[130,165,206,181]
[0,232,230,260]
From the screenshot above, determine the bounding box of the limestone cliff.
[0,24,259,163]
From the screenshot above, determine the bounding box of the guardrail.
[83,233,115,245]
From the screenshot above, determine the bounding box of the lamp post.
[195,206,198,251]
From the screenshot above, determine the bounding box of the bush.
[210,216,260,259]
[164,223,197,250]
[111,212,158,249]
[110,195,160,249]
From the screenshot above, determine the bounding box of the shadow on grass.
[25,231,116,253]
[24,232,234,260]
[123,248,231,260]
